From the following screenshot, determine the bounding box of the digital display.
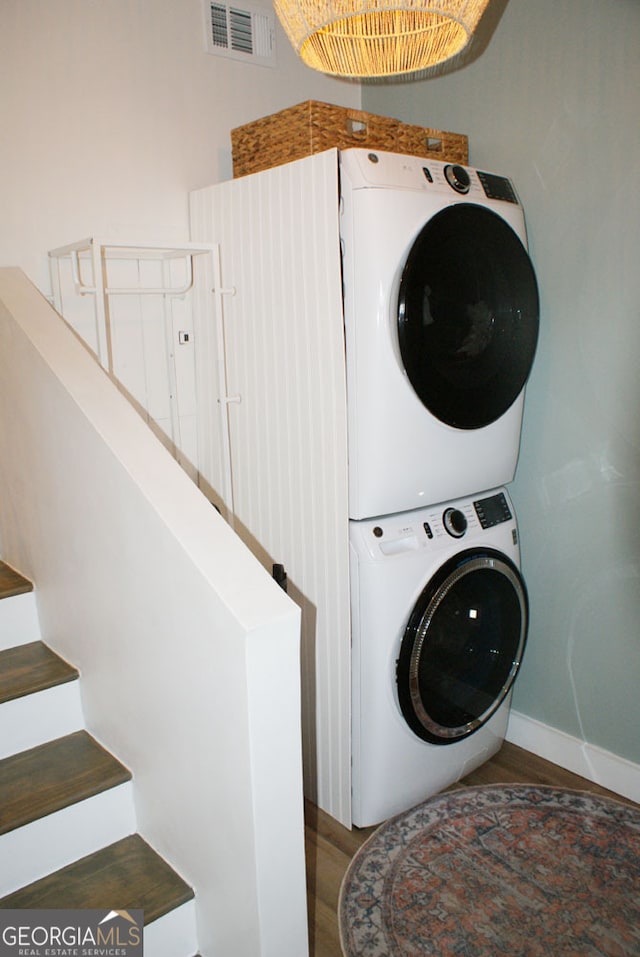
[474,493,513,529]
[477,171,518,204]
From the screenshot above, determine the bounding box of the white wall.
[364,0,640,773]
[0,268,306,957]
[0,0,360,293]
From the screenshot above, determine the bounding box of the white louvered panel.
[190,151,352,825]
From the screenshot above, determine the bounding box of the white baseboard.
[506,710,640,805]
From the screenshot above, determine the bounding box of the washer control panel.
[354,489,516,561]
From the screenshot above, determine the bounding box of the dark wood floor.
[304,741,639,957]
[0,561,32,599]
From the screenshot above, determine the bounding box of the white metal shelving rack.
[48,238,234,514]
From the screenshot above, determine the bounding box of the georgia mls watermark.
[0,910,143,957]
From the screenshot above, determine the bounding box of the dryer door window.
[396,548,528,744]
[397,204,539,429]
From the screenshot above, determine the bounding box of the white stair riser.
[144,899,198,957]
[0,682,84,760]
[0,781,136,897]
[0,592,40,649]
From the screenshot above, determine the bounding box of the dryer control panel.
[340,148,522,209]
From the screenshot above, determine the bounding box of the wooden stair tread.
[0,730,132,835]
[0,640,78,704]
[0,834,194,923]
[0,561,33,600]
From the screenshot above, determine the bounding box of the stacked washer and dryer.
[340,149,539,827]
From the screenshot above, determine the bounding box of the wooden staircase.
[0,562,199,957]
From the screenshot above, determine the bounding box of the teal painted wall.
[363,0,640,764]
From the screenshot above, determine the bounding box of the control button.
[423,522,433,539]
[443,507,468,538]
[422,167,433,183]
[444,164,471,194]
[373,526,383,538]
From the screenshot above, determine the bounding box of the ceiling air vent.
[205,0,276,67]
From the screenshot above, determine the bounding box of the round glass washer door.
[396,548,528,745]
[397,204,540,429]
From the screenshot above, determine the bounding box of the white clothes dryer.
[340,148,539,520]
[350,487,527,827]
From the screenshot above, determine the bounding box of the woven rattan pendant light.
[274,0,490,77]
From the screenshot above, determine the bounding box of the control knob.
[443,507,468,538]
[444,164,471,194]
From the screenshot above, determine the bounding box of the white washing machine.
[350,487,528,827]
[340,148,539,520]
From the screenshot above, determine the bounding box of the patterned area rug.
[339,784,640,956]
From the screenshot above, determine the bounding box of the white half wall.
[0,267,306,957]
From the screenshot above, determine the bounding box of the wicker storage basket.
[231,101,468,178]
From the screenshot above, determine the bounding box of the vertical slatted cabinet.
[190,149,352,826]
